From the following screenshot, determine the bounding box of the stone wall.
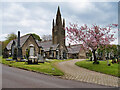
[78,50,86,59]
[22,35,39,57]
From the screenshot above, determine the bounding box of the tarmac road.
[2,64,111,88]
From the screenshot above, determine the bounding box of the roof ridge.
[40,40,52,43]
[13,34,30,40]
[67,44,82,47]
[19,34,30,38]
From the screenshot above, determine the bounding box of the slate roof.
[50,44,59,50]
[6,34,31,50]
[67,44,83,54]
[37,40,52,49]
[6,33,84,54]
[37,40,59,51]
[6,33,59,52]
[6,34,82,54]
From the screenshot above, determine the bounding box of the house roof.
[37,40,59,51]
[67,44,83,54]
[6,33,59,52]
[51,44,59,50]
[37,40,52,49]
[6,33,84,54]
[6,34,31,50]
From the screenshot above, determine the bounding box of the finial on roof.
[57,6,61,16]
[53,19,54,27]
[63,18,65,27]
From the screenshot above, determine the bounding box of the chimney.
[17,31,20,48]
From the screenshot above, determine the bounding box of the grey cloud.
[1,2,118,43]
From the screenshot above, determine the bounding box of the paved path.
[2,64,109,88]
[55,59,118,87]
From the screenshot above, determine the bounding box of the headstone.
[3,47,9,58]
[38,54,44,63]
[28,44,38,64]
[13,48,17,60]
[11,40,16,57]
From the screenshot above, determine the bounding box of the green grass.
[0,57,72,76]
[75,60,119,77]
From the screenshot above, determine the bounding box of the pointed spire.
[53,19,54,27]
[56,6,62,25]
[57,6,61,16]
[63,18,65,27]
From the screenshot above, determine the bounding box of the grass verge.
[75,60,119,77]
[0,57,72,76]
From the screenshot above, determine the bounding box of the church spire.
[53,19,54,28]
[57,6,61,16]
[56,6,62,25]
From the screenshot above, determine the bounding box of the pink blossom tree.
[66,23,118,63]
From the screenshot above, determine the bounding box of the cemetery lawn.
[75,60,119,77]
[0,57,72,76]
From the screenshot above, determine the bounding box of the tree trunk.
[102,51,106,60]
[92,50,97,63]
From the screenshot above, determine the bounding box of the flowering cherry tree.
[66,23,118,63]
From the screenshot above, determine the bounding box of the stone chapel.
[5,6,86,59]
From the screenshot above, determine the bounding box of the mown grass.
[0,56,72,76]
[75,60,119,77]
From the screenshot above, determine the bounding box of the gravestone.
[13,47,17,60]
[38,49,45,63]
[28,44,38,64]
[56,50,59,59]
[3,47,9,58]
[38,54,44,63]
[11,40,16,56]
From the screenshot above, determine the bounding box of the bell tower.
[52,6,67,59]
[52,6,65,46]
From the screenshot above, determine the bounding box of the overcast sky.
[0,1,118,44]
